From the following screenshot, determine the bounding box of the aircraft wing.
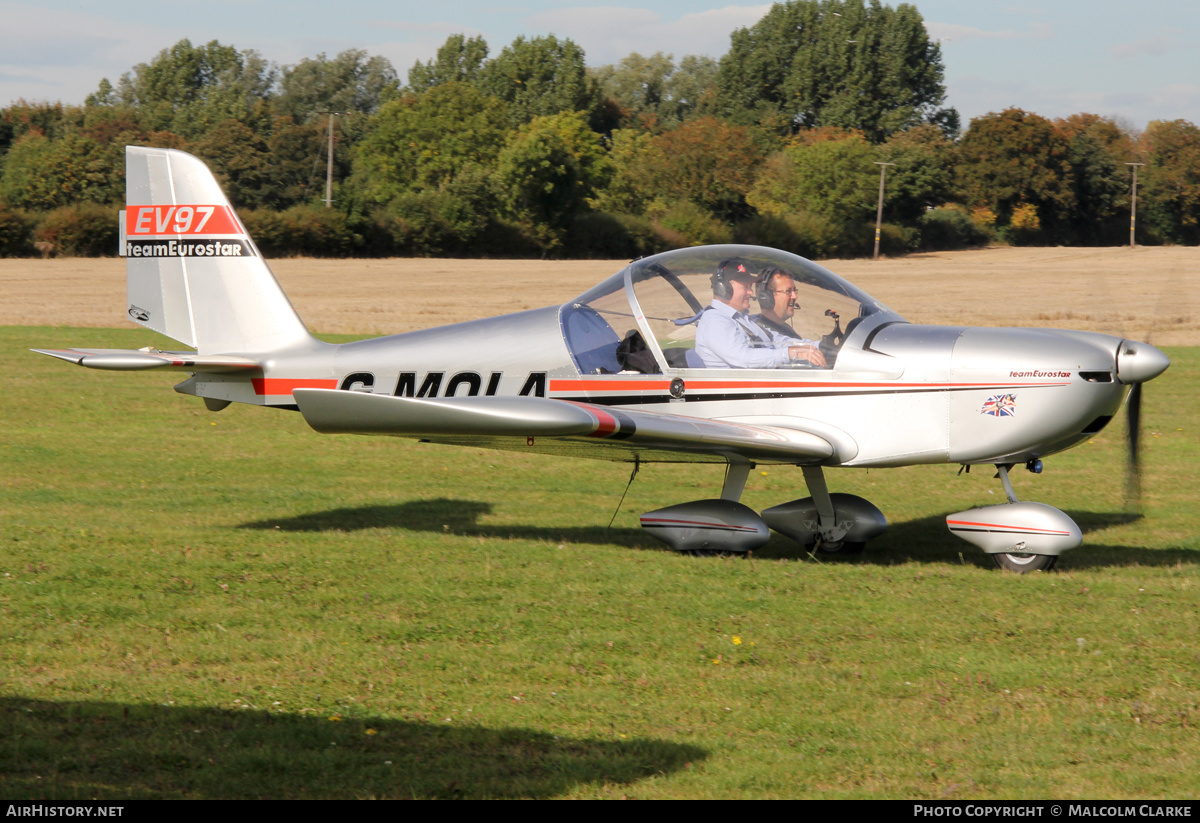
[32,348,260,373]
[292,388,835,465]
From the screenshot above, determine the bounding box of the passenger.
[695,260,827,369]
[753,268,821,351]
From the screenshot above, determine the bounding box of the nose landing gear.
[947,464,1081,573]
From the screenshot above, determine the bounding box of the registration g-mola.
[35,147,1170,571]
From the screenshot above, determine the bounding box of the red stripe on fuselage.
[550,378,1069,394]
[551,379,672,392]
[252,378,338,396]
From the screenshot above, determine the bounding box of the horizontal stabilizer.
[293,389,834,463]
[32,348,260,373]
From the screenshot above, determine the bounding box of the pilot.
[695,260,827,369]
[752,268,821,354]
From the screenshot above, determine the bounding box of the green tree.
[954,108,1075,239]
[0,198,34,256]
[0,130,123,210]
[407,35,489,91]
[260,117,343,208]
[115,39,276,137]
[85,79,116,108]
[639,117,766,220]
[479,35,600,128]
[748,129,878,223]
[588,128,657,214]
[592,52,719,130]
[669,56,720,122]
[1140,119,1200,244]
[879,123,954,222]
[349,82,509,205]
[275,50,398,122]
[495,111,612,252]
[0,102,74,158]
[1055,114,1133,244]
[382,164,498,255]
[191,120,272,208]
[717,0,955,141]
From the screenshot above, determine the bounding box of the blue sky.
[3,0,1198,131]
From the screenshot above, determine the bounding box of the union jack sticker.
[981,394,1017,417]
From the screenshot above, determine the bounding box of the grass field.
[2,321,1198,799]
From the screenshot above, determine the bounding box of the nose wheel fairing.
[946,501,1082,557]
[945,464,1081,572]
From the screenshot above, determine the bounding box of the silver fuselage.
[177,302,1134,469]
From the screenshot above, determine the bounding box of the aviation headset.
[755,266,799,316]
[755,267,782,309]
[712,259,755,302]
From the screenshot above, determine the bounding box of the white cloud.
[925,20,1053,43]
[1109,33,1188,60]
[947,72,1200,131]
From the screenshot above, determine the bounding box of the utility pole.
[318,111,348,208]
[1125,162,1145,247]
[873,162,895,260]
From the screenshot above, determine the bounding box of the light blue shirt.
[695,299,794,369]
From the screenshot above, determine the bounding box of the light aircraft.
[36,147,1171,571]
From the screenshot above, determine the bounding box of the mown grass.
[2,326,1198,799]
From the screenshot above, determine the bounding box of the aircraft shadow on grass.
[0,697,706,800]
[242,499,649,548]
[242,499,1198,571]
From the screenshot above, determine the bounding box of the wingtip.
[31,348,87,365]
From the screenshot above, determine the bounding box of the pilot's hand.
[788,344,827,367]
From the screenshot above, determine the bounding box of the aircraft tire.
[992,552,1058,573]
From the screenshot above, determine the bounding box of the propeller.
[1116,341,1169,512]
[1123,381,1142,512]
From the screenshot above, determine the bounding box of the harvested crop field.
[3,245,1197,345]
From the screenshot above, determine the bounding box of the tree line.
[1,0,1197,260]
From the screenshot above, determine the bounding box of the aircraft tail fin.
[122,146,314,355]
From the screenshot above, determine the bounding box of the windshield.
[562,245,903,374]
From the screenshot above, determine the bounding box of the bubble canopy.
[560,245,904,374]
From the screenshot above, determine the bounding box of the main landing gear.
[760,467,886,554]
[638,463,888,558]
